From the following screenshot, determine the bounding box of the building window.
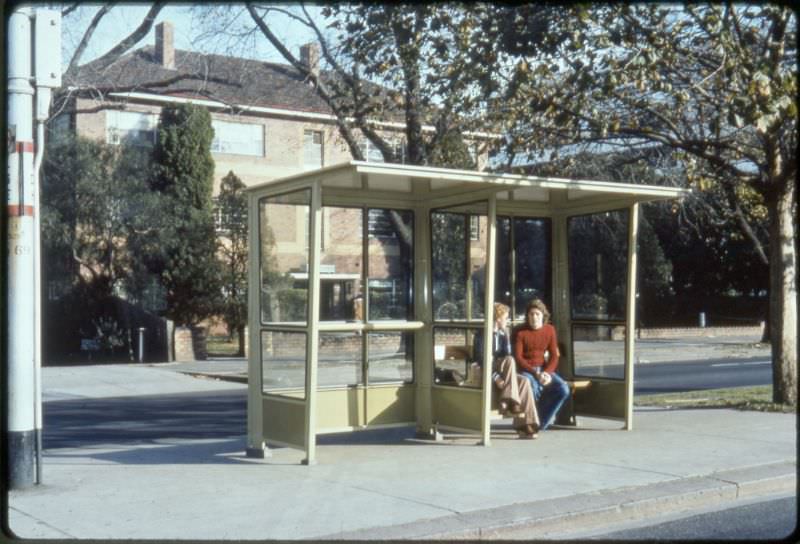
[303,130,323,170]
[211,119,264,156]
[470,215,480,241]
[106,110,158,147]
[358,139,406,164]
[368,208,397,239]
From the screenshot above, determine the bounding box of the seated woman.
[514,299,570,431]
[474,302,540,439]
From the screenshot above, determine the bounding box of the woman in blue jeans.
[513,299,570,431]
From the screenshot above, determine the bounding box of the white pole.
[6,6,37,489]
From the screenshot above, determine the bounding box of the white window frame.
[358,138,406,164]
[211,119,264,157]
[106,110,158,147]
[303,129,324,170]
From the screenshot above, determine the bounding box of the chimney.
[299,43,320,77]
[155,22,175,69]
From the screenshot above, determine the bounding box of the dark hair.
[525,299,550,324]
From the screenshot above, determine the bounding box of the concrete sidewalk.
[6,359,796,541]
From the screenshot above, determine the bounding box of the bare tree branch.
[67,3,115,73]
[89,2,166,71]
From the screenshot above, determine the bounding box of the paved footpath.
[5,335,795,541]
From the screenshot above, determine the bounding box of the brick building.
[49,22,487,350]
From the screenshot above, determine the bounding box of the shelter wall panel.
[365,385,415,426]
[573,380,625,419]
[262,395,306,448]
[432,386,482,431]
[316,387,364,431]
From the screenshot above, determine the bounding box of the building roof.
[65,45,404,122]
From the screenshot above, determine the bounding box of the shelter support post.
[303,183,322,464]
[624,203,639,430]
[480,196,497,445]
[246,194,266,458]
[414,204,435,437]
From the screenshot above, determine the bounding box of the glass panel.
[211,120,264,156]
[367,208,414,320]
[319,332,361,387]
[368,332,414,383]
[262,330,306,395]
[469,215,488,320]
[320,207,363,321]
[433,327,481,389]
[572,324,625,379]
[432,212,467,320]
[495,217,512,310]
[259,190,310,323]
[514,218,552,319]
[568,210,630,320]
[303,129,323,169]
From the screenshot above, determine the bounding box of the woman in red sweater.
[514,299,570,431]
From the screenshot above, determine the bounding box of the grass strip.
[636,385,795,413]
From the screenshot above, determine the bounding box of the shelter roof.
[246,161,690,206]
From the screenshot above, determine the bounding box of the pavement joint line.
[342,483,464,515]
[585,461,684,479]
[317,462,797,540]
[7,506,76,539]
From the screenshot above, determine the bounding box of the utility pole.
[6,5,61,489]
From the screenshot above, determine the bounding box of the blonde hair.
[493,302,510,321]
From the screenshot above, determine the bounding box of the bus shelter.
[246,161,687,464]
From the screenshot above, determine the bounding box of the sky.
[62,3,323,69]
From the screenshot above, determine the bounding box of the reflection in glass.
[319,332,361,387]
[470,216,488,320]
[568,210,630,320]
[432,212,466,320]
[367,209,414,320]
[572,324,625,379]
[495,217,512,310]
[514,218,552,318]
[262,330,306,395]
[368,332,414,383]
[319,207,363,321]
[259,190,310,323]
[433,327,480,388]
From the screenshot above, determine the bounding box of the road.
[583,494,796,540]
[42,355,772,449]
[634,356,771,394]
[42,389,247,449]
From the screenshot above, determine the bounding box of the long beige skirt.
[493,355,540,430]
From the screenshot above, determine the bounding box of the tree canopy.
[145,103,220,327]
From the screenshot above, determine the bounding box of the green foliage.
[427,128,476,170]
[42,135,154,302]
[216,171,248,352]
[319,4,500,165]
[147,103,220,326]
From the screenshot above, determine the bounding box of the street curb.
[316,461,796,540]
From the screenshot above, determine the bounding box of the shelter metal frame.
[246,162,688,464]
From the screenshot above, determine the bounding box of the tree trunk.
[237,325,246,357]
[768,178,798,405]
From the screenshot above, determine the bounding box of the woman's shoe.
[517,424,538,439]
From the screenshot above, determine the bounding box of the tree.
[216,171,248,356]
[41,135,153,301]
[191,3,498,167]
[145,103,220,327]
[487,4,797,404]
